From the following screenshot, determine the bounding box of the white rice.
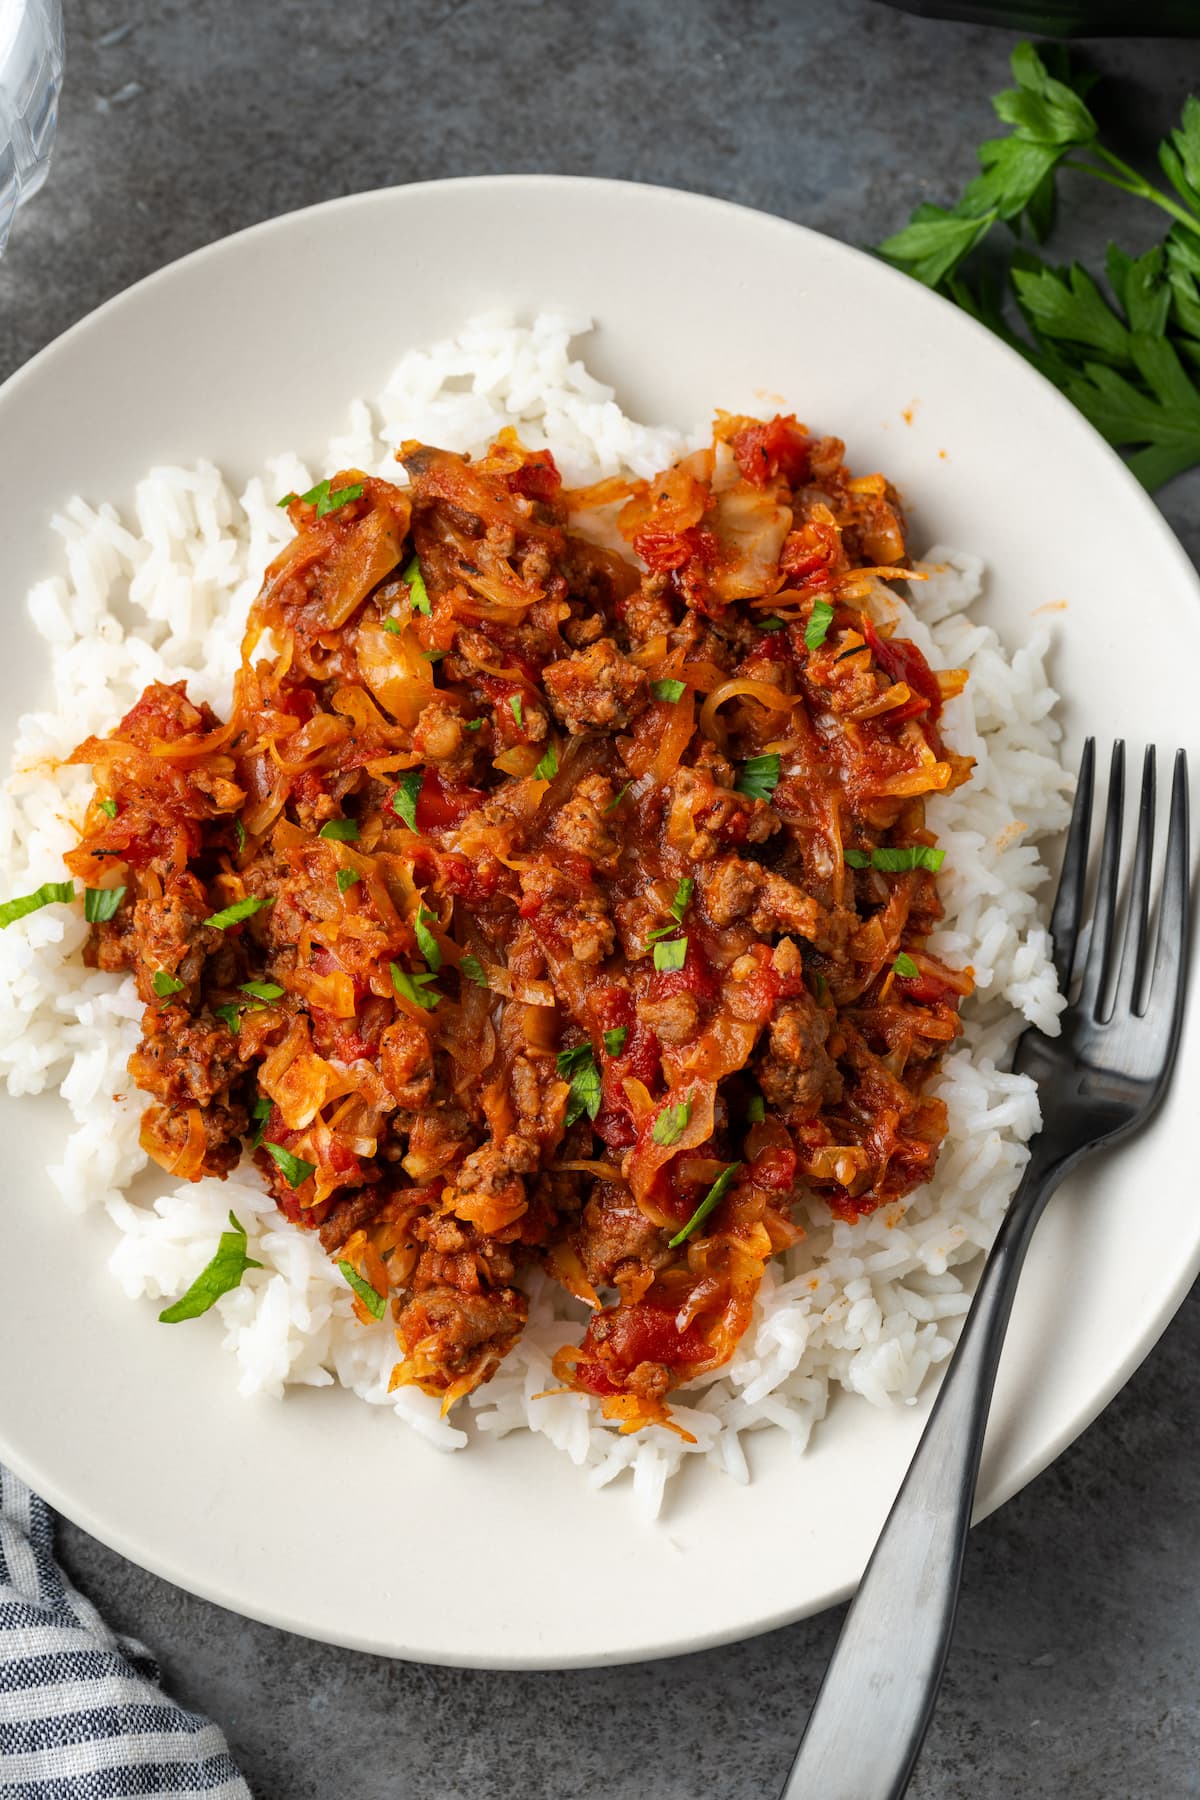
[0,315,1073,1517]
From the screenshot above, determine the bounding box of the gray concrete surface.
[2,2,1200,1795]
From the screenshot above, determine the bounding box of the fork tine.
[1113,747,1156,1018]
[1078,740,1125,1019]
[1149,751,1191,1045]
[1049,736,1095,994]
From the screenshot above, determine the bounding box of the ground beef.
[542,640,648,732]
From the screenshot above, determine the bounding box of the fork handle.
[778,1153,1063,1800]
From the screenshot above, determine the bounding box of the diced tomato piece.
[414,769,486,831]
[862,620,943,722]
[730,414,811,489]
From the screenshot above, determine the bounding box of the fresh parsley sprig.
[877,43,1200,489]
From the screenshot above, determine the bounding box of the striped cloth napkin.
[0,1464,250,1798]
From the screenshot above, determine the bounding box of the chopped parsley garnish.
[0,880,76,930]
[158,1211,262,1323]
[214,1003,241,1032]
[464,718,484,732]
[84,885,125,924]
[650,678,686,703]
[278,492,297,508]
[414,908,442,972]
[735,753,781,802]
[648,877,695,942]
[234,818,246,853]
[893,952,920,978]
[336,868,361,894]
[338,1260,387,1321]
[151,969,185,999]
[404,555,431,616]
[98,798,118,819]
[319,818,359,841]
[390,961,442,1011]
[871,845,946,874]
[533,745,559,780]
[424,648,444,663]
[383,616,402,636]
[459,953,488,987]
[653,936,688,972]
[391,768,424,831]
[603,1026,628,1057]
[746,1094,766,1125]
[668,1162,742,1248]
[203,894,275,930]
[651,1096,692,1147]
[805,599,835,652]
[557,1042,602,1127]
[605,782,631,814]
[249,1095,272,1148]
[670,876,694,920]
[240,980,284,1001]
[844,844,946,873]
[299,477,364,518]
[758,616,788,632]
[509,694,524,728]
[263,1141,316,1188]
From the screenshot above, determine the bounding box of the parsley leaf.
[651,1096,692,1147]
[390,961,442,1011]
[0,880,75,929]
[893,952,920,978]
[653,936,688,972]
[391,768,424,831]
[459,953,488,987]
[263,1141,316,1189]
[651,678,686,703]
[603,1026,628,1057]
[844,848,871,869]
[383,616,402,636]
[338,1259,387,1321]
[413,908,442,972]
[872,845,946,873]
[319,818,359,842]
[213,1003,241,1032]
[203,895,274,930]
[249,1095,271,1148]
[746,1094,766,1125]
[158,1211,262,1322]
[533,745,559,780]
[240,980,284,1001]
[465,718,484,732]
[152,969,185,999]
[299,477,364,518]
[98,797,118,819]
[758,616,788,632]
[668,1162,741,1249]
[509,694,524,728]
[84,885,125,923]
[876,41,1200,491]
[404,555,431,616]
[557,1042,602,1126]
[735,753,781,802]
[337,868,361,894]
[804,599,835,652]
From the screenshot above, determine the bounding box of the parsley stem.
[1065,147,1200,243]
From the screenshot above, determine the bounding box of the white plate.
[0,177,1196,1669]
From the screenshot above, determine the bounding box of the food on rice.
[0,318,1070,1510]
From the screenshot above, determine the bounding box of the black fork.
[779,741,1191,1800]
